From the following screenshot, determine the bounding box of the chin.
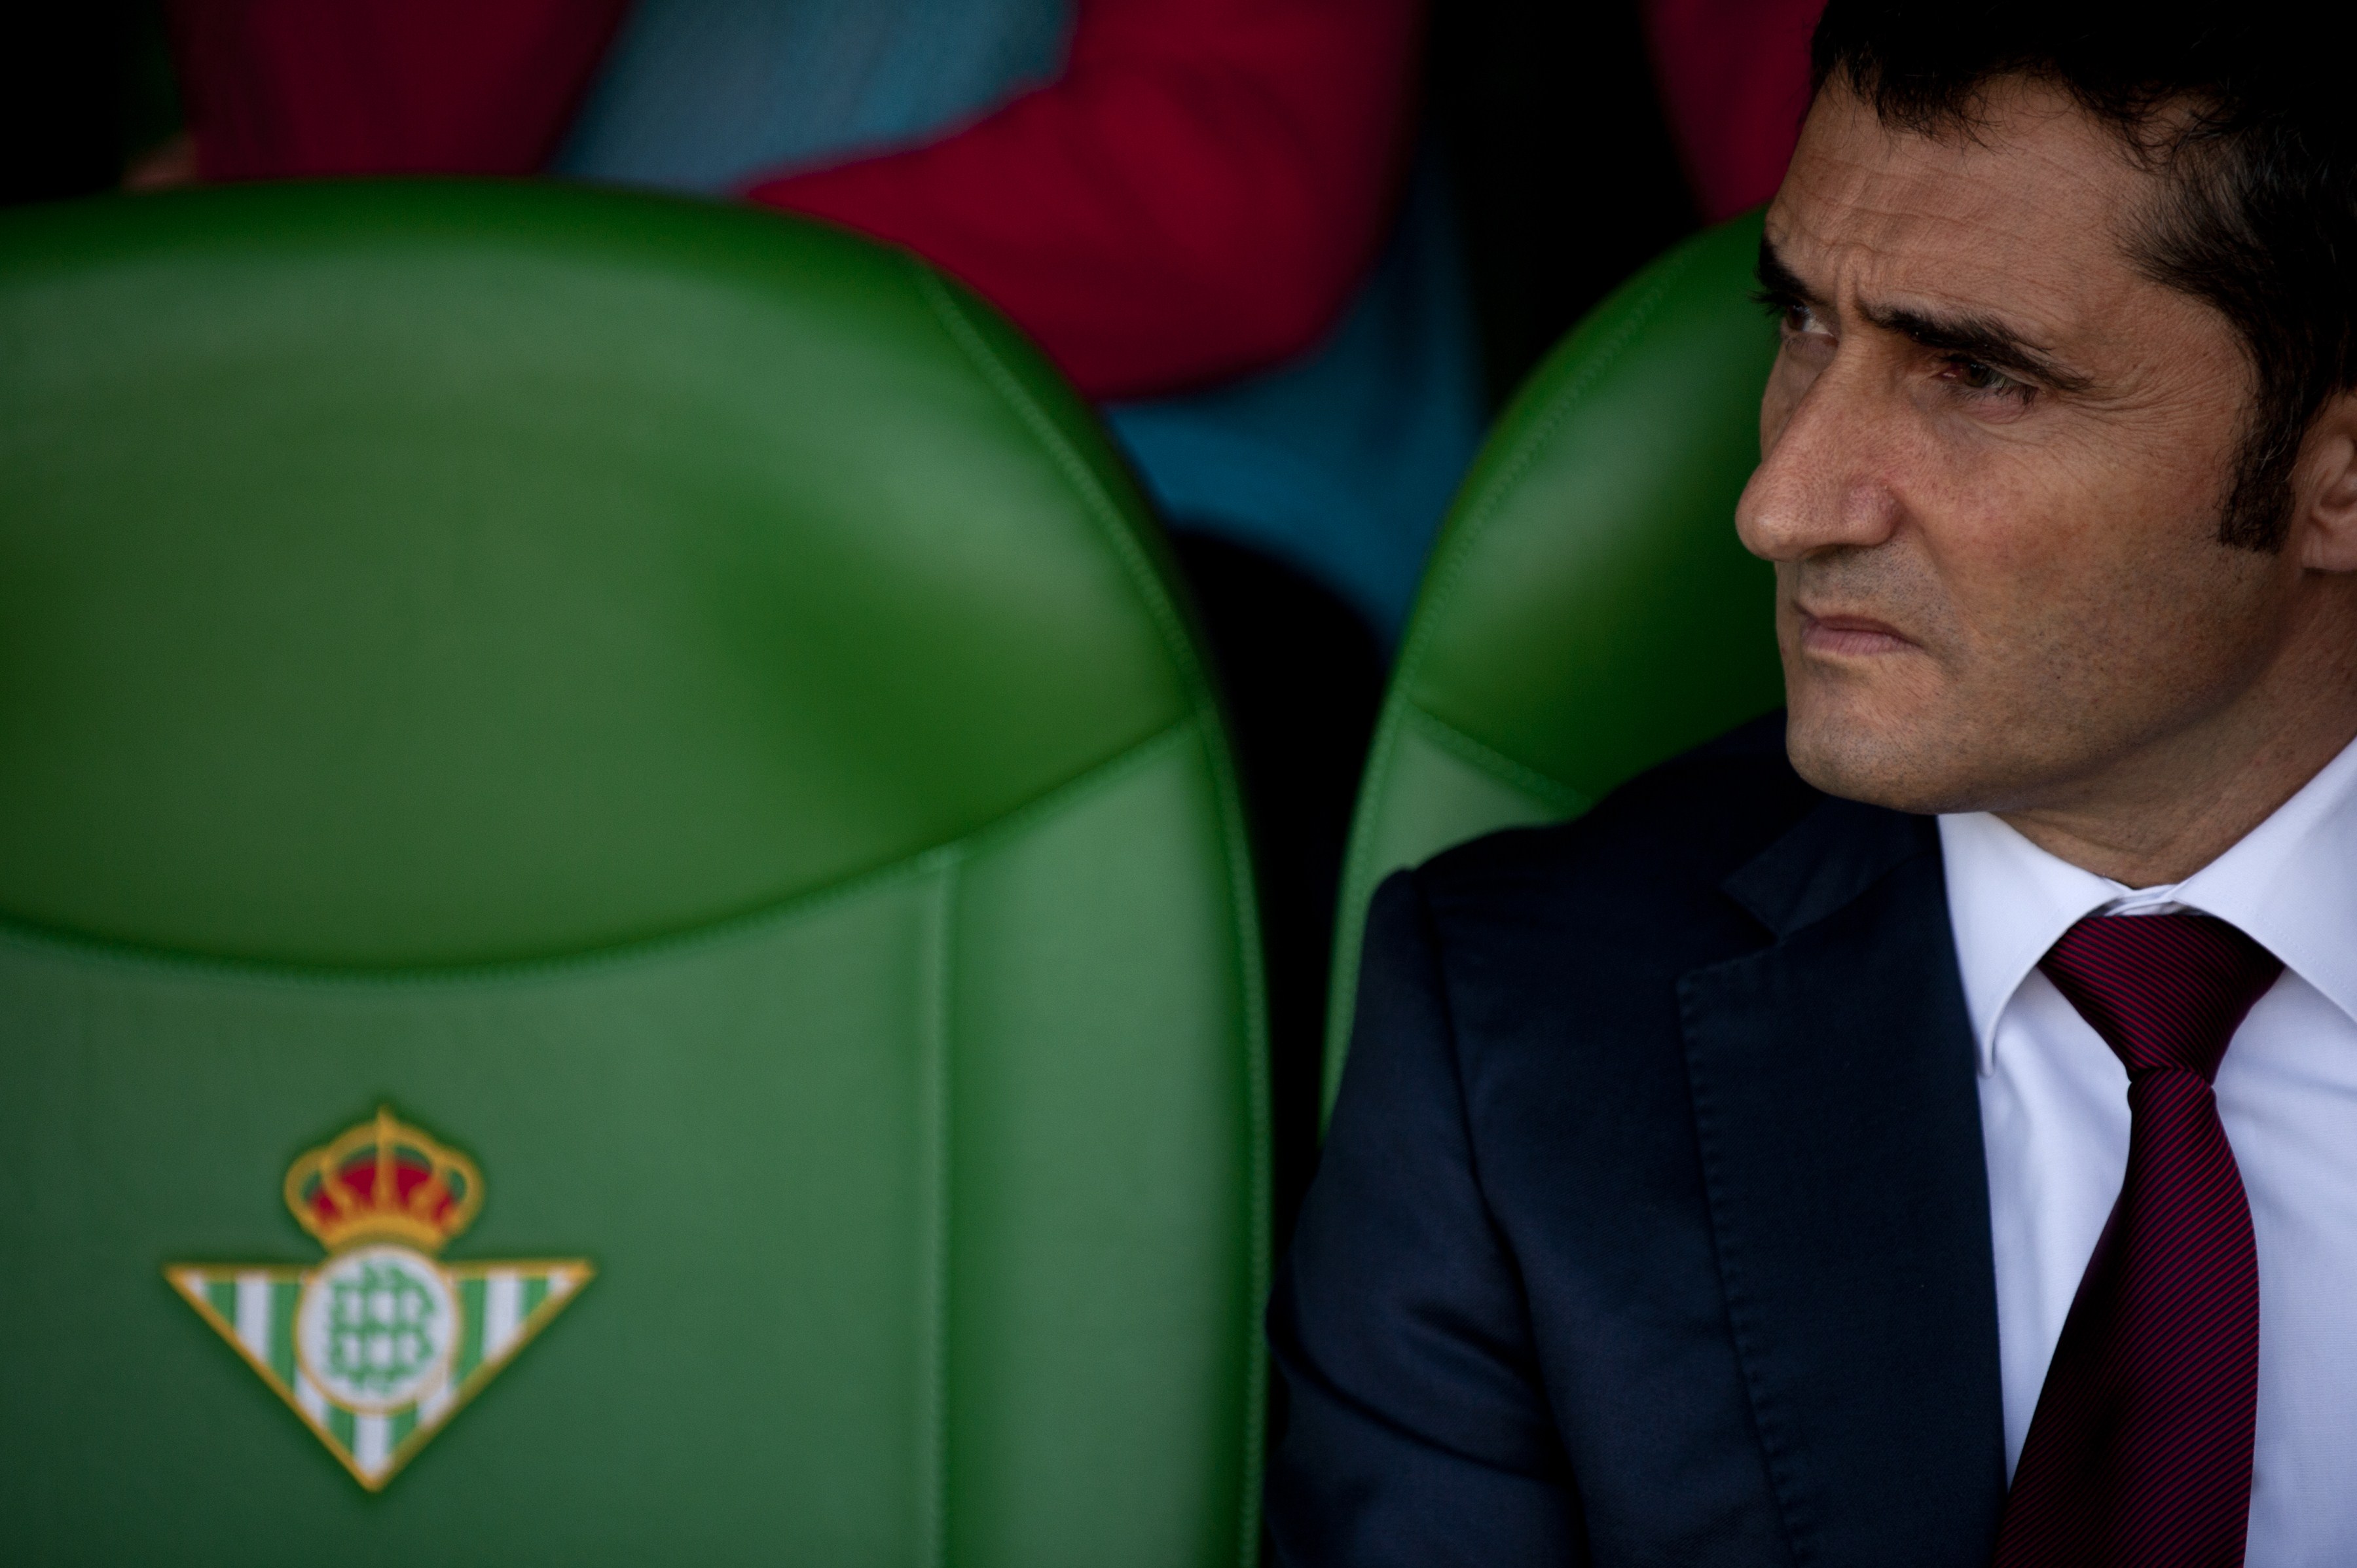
[1783,692,1988,816]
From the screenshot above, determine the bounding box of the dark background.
[3,4,180,208]
[1429,0,1697,402]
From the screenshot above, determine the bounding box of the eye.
[1941,354,2034,403]
[1752,289,1825,340]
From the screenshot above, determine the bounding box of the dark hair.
[1811,3,2357,550]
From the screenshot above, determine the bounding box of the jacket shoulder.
[1410,712,1820,955]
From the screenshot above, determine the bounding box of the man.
[1268,4,2357,1564]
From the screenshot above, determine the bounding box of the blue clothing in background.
[555,0,1070,194]
[1103,146,1482,642]
[556,0,1483,642]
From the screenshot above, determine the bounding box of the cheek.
[1903,428,2180,646]
[1909,424,2269,725]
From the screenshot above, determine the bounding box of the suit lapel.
[1679,797,2005,1565]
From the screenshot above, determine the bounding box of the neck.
[2001,720,2356,886]
[1998,596,2357,886]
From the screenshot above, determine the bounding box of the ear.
[2295,390,2357,572]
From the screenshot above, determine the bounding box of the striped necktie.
[1992,911,2282,1568]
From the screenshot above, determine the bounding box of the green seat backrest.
[0,183,1266,1566]
[1325,213,1783,1107]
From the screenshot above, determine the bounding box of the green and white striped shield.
[167,1247,592,1490]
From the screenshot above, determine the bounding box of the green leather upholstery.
[0,183,1266,1565]
[1325,212,1785,1108]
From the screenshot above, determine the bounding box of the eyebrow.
[1754,236,2095,395]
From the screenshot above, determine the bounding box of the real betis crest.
[166,1106,592,1491]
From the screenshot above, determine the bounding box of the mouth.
[1796,608,1918,658]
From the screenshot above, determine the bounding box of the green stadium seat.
[0,181,1267,1565]
[1324,212,1785,1109]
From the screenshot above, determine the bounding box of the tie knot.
[2038,912,2282,1080]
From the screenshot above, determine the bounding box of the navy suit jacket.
[1268,715,2009,1565]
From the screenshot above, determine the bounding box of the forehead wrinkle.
[1803,211,2227,410]
[1808,75,2157,228]
[1772,80,2166,346]
[1867,302,2093,392]
[1758,234,2082,392]
[1770,211,2087,356]
[1768,160,2147,385]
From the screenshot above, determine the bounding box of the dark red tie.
[1991,913,2282,1568]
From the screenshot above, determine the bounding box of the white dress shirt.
[1940,735,2357,1567]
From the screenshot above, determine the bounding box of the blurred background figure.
[1645,0,1821,221]
[1,0,1822,1236]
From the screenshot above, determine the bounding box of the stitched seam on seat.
[0,719,1200,989]
[912,269,1205,719]
[1400,706,1591,816]
[1388,244,1700,723]
[917,263,1271,1565]
[918,854,957,1568]
[1325,247,1702,1094]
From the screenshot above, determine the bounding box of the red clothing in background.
[174,0,630,179]
[1645,0,1822,222]
[750,0,1420,398]
[164,0,1421,400]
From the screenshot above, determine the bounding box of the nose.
[1735,354,1906,563]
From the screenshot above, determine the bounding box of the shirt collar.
[1938,730,2357,1074]
[1937,812,2117,1074]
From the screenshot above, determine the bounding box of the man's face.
[1738,78,2297,816]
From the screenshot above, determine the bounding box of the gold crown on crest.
[282,1106,483,1254]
